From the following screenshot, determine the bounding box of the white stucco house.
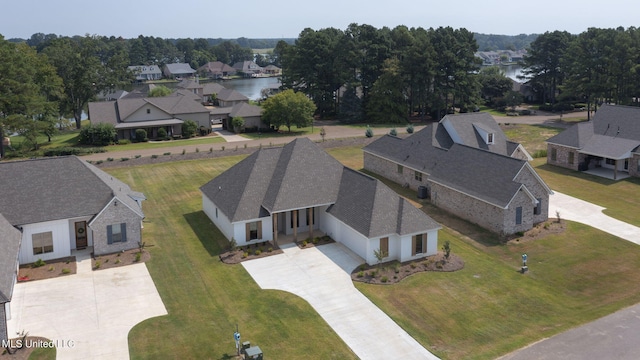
[200,138,441,265]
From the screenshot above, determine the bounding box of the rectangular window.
[516,207,523,225]
[415,234,423,254]
[606,158,615,165]
[488,133,494,144]
[245,221,262,241]
[107,223,127,244]
[146,108,151,114]
[32,232,54,255]
[397,164,403,174]
[380,237,389,257]
[534,198,542,215]
[551,148,557,161]
[568,152,575,165]
[414,171,422,182]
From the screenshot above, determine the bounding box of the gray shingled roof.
[0,214,21,304]
[328,168,440,237]
[429,144,527,208]
[547,104,640,157]
[217,88,249,102]
[164,63,196,75]
[229,102,262,118]
[440,112,511,155]
[201,138,439,238]
[89,95,208,126]
[0,157,144,226]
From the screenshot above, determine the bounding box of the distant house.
[163,63,196,78]
[198,61,236,79]
[263,65,282,76]
[0,156,146,265]
[201,138,441,265]
[0,215,21,344]
[216,88,249,107]
[128,65,163,81]
[232,61,263,77]
[547,104,640,180]
[364,113,551,236]
[88,93,211,139]
[229,102,264,129]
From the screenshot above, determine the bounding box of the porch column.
[614,160,618,180]
[308,207,313,239]
[293,210,298,241]
[273,213,278,245]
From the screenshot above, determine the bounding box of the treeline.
[278,24,481,122]
[473,33,538,51]
[521,27,640,117]
[12,33,291,69]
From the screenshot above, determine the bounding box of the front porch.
[583,167,630,181]
[274,229,326,247]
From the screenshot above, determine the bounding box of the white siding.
[324,214,369,262]
[398,230,439,263]
[19,219,72,264]
[126,105,172,122]
[202,195,234,241]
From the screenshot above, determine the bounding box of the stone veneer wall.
[514,166,550,225]
[91,200,142,256]
[0,304,6,342]
[630,153,640,177]
[547,143,580,171]
[363,152,428,191]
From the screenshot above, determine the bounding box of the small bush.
[33,259,46,268]
[134,129,148,142]
[118,139,131,145]
[302,240,308,247]
[121,157,129,161]
[381,276,388,283]
[244,143,247,149]
[182,149,186,155]
[389,128,398,136]
[48,266,54,272]
[107,157,114,162]
[268,247,273,252]
[532,149,547,158]
[151,154,159,159]
[115,259,121,264]
[209,147,213,153]
[365,125,373,138]
[96,160,103,164]
[163,152,171,156]
[410,263,417,269]
[157,127,167,140]
[134,155,141,159]
[61,268,71,274]
[221,146,225,151]
[94,260,101,269]
[313,237,319,244]
[135,252,141,262]
[255,249,262,256]
[242,252,248,258]
[357,271,364,278]
[195,147,200,153]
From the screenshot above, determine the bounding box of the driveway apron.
[242,243,439,360]
[8,250,167,359]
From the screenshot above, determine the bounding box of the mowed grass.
[502,124,563,154]
[107,157,356,360]
[105,143,640,360]
[533,158,640,227]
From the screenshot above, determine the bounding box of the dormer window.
[146,109,151,114]
[487,133,494,144]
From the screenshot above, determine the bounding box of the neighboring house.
[128,65,163,81]
[216,88,249,107]
[88,93,211,139]
[263,65,282,76]
[198,61,236,79]
[364,113,551,236]
[229,102,265,129]
[203,83,227,103]
[0,214,21,344]
[232,61,263,77]
[163,63,196,78]
[201,138,441,265]
[0,156,145,266]
[547,104,640,180]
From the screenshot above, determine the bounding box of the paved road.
[242,243,439,360]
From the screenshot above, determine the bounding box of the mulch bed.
[18,257,76,282]
[219,241,283,264]
[295,235,335,249]
[91,249,150,270]
[351,252,465,284]
[1,336,53,359]
[507,220,566,244]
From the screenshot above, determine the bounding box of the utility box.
[244,346,263,360]
[242,341,251,350]
[417,186,429,199]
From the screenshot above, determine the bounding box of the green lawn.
[239,126,318,140]
[533,158,640,227]
[108,158,356,360]
[102,143,640,360]
[502,124,563,155]
[105,136,226,152]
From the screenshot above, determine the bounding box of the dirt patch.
[219,241,283,264]
[352,252,464,284]
[507,220,566,244]
[92,249,150,270]
[1,336,54,359]
[18,257,76,282]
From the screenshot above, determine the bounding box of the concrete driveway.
[8,250,167,359]
[549,191,640,245]
[242,243,438,360]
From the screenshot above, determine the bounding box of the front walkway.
[242,243,439,360]
[549,191,640,245]
[8,248,167,359]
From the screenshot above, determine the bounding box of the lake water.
[214,77,280,100]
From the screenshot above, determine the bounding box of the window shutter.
[257,221,262,239]
[536,198,542,216]
[411,236,416,256]
[245,223,250,242]
[121,223,127,242]
[422,236,427,255]
[107,225,113,244]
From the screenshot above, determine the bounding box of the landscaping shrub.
[120,157,129,161]
[365,125,373,138]
[157,127,167,140]
[117,139,131,145]
[135,252,141,262]
[389,128,398,136]
[107,157,114,162]
[255,249,262,256]
[406,123,414,134]
[134,129,148,143]
[163,152,171,156]
[134,155,141,158]
[43,147,106,157]
[79,123,116,146]
[151,154,158,159]
[182,120,198,138]
[232,117,245,133]
[32,259,46,268]
[61,268,71,274]
[532,149,547,158]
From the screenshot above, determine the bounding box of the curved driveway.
[242,243,438,360]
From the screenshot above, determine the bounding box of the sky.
[2,0,640,40]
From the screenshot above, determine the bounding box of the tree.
[338,83,363,123]
[182,120,198,138]
[373,247,388,265]
[261,89,316,132]
[442,240,451,261]
[0,36,63,155]
[78,123,115,146]
[148,85,172,97]
[231,116,244,133]
[366,58,407,124]
[478,66,513,105]
[505,90,523,112]
[43,36,132,129]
